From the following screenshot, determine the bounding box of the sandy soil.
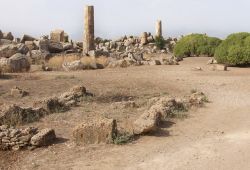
[1,57,250,170]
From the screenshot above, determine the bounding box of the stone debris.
[73,118,117,145]
[10,86,29,98]
[192,66,202,71]
[0,125,56,151]
[207,58,218,64]
[133,97,185,135]
[188,91,208,106]
[30,128,56,147]
[211,64,227,71]
[133,92,208,135]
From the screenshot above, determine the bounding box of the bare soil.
[1,57,250,170]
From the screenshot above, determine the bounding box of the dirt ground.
[1,57,250,170]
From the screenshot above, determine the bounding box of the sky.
[0,0,250,41]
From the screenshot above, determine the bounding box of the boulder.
[3,32,14,41]
[62,60,84,71]
[25,41,37,51]
[133,109,161,135]
[30,128,56,147]
[8,53,30,72]
[17,43,29,55]
[48,42,63,53]
[29,50,51,64]
[50,29,64,42]
[0,44,19,58]
[73,118,117,145]
[20,34,37,43]
[38,39,49,52]
[0,39,12,45]
[62,43,73,51]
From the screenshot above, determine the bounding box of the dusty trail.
[1,57,250,170]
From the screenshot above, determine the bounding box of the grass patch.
[113,132,134,145]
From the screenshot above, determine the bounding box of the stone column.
[83,5,95,54]
[155,20,162,38]
[140,32,148,45]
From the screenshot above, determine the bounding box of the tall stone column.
[155,20,162,38]
[83,5,95,54]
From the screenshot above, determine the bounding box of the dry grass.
[48,55,81,70]
[48,54,110,70]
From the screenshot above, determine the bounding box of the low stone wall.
[0,125,56,151]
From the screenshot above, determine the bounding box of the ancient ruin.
[1,2,249,170]
[156,20,162,37]
[83,5,95,54]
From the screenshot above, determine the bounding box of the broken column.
[155,20,162,38]
[140,32,148,45]
[83,5,95,54]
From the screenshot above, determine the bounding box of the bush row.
[174,32,250,65]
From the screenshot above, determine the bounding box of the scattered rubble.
[0,125,56,151]
[133,92,208,135]
[10,86,29,98]
[210,64,227,71]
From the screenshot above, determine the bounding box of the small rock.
[30,128,56,146]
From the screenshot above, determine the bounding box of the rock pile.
[0,29,81,73]
[0,125,56,151]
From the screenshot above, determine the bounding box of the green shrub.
[154,36,166,49]
[174,34,222,59]
[214,32,250,65]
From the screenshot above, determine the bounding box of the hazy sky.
[0,0,250,41]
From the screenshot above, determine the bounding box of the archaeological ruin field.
[1,4,250,170]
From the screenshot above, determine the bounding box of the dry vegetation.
[47,54,109,70]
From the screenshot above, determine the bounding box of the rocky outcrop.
[73,118,117,145]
